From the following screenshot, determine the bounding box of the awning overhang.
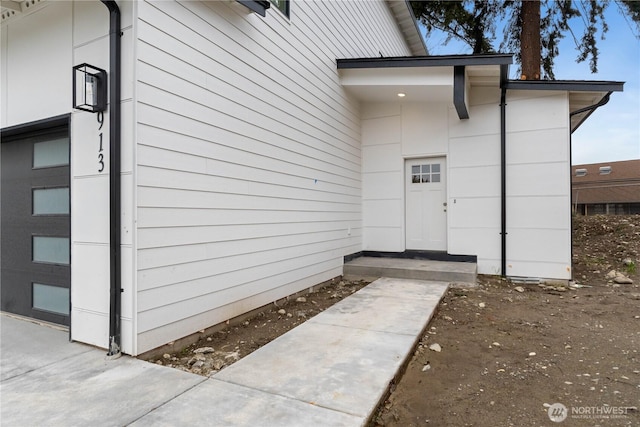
[337,54,513,119]
[337,55,623,128]
[503,80,624,132]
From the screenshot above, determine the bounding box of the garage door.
[1,125,71,326]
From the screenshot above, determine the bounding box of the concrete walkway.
[1,278,448,426]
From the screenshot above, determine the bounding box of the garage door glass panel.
[33,137,69,168]
[33,187,70,215]
[32,283,70,315]
[32,236,70,264]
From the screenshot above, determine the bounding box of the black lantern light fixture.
[73,63,107,113]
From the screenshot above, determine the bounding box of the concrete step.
[344,256,477,284]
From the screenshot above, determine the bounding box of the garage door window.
[33,137,69,168]
[33,187,70,215]
[32,236,70,264]
[32,283,70,315]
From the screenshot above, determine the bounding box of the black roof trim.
[337,54,514,69]
[236,0,270,17]
[505,80,624,92]
[1,114,70,140]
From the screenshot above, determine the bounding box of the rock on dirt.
[374,215,640,427]
[146,279,369,376]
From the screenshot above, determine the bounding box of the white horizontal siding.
[134,0,410,352]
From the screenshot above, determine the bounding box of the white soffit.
[340,66,453,103]
[1,0,45,22]
[339,64,502,103]
[385,0,428,56]
[569,91,610,132]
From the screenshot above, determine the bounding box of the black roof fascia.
[236,0,270,17]
[505,80,624,92]
[337,54,514,69]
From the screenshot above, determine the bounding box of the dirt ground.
[375,215,640,427]
[147,278,370,376]
[150,215,639,426]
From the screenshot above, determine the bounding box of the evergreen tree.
[411,0,640,80]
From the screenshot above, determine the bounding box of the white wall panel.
[507,162,569,196]
[362,171,402,200]
[1,24,7,128]
[362,199,403,228]
[477,259,503,276]
[507,128,569,164]
[506,93,568,133]
[71,243,110,314]
[363,227,404,252]
[507,229,571,263]
[507,196,570,229]
[504,91,571,280]
[72,176,110,244]
[449,166,501,198]
[449,134,500,168]
[362,102,401,120]
[71,308,108,350]
[362,115,402,146]
[362,144,403,172]
[401,103,448,156]
[448,228,501,260]
[449,103,500,139]
[448,197,500,229]
[505,261,571,280]
[4,2,72,125]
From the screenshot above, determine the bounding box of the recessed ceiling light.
[397,92,406,98]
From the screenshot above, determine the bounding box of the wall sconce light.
[73,63,107,113]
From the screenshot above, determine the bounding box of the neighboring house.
[572,159,640,215]
[0,0,623,356]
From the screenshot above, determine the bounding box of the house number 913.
[97,111,105,173]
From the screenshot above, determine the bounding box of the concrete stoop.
[344,256,477,285]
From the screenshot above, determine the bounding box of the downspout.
[100,0,122,357]
[499,71,507,278]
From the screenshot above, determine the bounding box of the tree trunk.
[520,0,541,80]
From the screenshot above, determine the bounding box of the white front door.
[405,157,447,251]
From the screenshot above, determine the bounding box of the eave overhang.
[385,0,428,56]
[337,54,514,119]
[1,0,24,21]
[504,80,624,133]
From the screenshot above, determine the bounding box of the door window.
[411,163,441,183]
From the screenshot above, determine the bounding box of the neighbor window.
[599,166,611,175]
[270,0,289,16]
[575,169,587,177]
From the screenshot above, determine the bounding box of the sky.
[420,4,640,166]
